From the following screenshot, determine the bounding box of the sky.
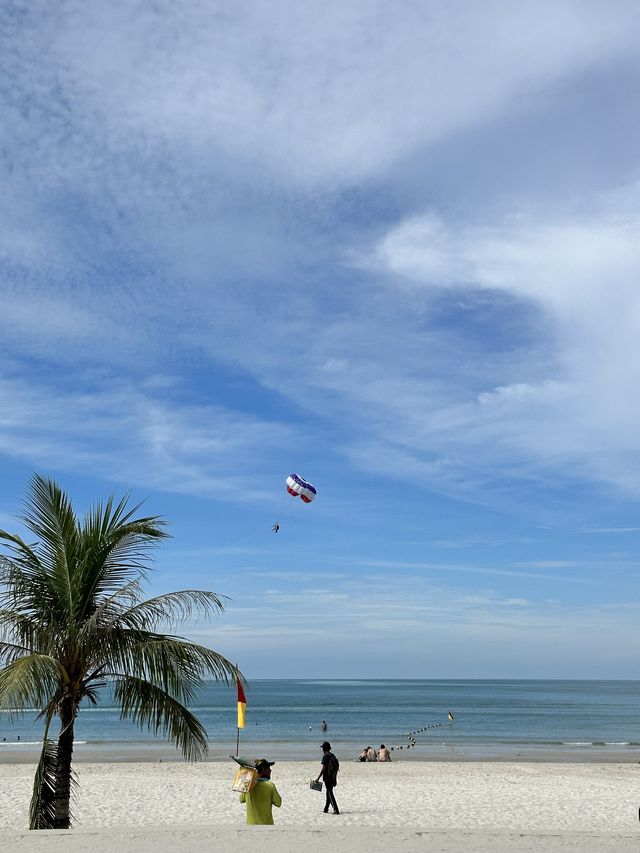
[1,1,640,679]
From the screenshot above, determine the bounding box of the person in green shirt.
[239,758,282,824]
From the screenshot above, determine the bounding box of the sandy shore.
[2,825,639,853]
[1,759,639,850]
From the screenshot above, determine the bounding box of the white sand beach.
[1,760,639,851]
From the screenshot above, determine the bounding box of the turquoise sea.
[2,680,640,761]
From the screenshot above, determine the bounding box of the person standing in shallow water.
[315,741,340,814]
[239,758,282,825]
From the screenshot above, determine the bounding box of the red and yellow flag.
[237,679,246,729]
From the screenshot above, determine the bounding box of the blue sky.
[2,1,640,678]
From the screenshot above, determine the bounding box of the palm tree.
[0,474,241,830]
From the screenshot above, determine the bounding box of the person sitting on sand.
[239,758,282,825]
[366,745,377,761]
[357,747,368,762]
[377,744,391,762]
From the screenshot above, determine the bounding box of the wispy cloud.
[344,201,640,497]
[4,2,637,193]
[512,561,579,569]
[358,559,595,584]
[188,569,640,676]
[581,527,640,534]
[0,372,296,501]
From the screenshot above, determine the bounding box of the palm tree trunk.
[53,699,77,829]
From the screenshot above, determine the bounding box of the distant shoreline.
[2,739,639,764]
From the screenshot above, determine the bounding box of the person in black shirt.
[315,741,340,814]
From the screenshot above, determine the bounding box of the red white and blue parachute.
[286,473,316,503]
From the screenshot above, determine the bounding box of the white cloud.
[513,561,579,569]
[3,1,639,198]
[477,382,567,407]
[358,559,594,584]
[0,373,295,501]
[355,199,640,494]
[582,527,640,534]
[375,214,640,303]
[188,569,640,676]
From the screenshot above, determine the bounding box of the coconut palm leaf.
[0,531,41,570]
[97,630,237,702]
[20,476,78,597]
[74,579,143,636]
[30,723,61,830]
[78,521,167,594]
[112,674,209,761]
[0,614,57,661]
[112,589,227,631]
[0,639,36,664]
[0,654,59,720]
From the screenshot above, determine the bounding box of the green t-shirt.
[239,778,282,825]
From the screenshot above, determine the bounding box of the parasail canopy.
[286,473,316,503]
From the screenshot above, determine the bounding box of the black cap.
[254,758,275,772]
[321,741,331,750]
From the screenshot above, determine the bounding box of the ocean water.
[2,680,639,760]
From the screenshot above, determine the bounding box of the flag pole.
[235,664,247,757]
[236,663,240,756]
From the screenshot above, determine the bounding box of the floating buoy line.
[389,712,455,752]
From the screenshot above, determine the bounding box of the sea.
[2,680,640,762]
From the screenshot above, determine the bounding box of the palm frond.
[96,629,236,704]
[77,590,230,684]
[112,674,209,762]
[0,611,59,664]
[29,714,58,830]
[0,540,55,617]
[77,579,143,637]
[85,491,151,539]
[77,529,160,603]
[170,638,239,685]
[0,640,35,665]
[75,497,169,613]
[0,654,59,719]
[0,530,41,570]
[20,475,77,550]
[114,590,227,632]
[18,475,78,618]
[0,608,38,639]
